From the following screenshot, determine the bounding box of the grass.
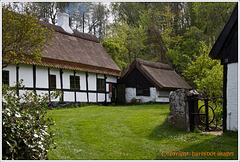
[47,104,238,160]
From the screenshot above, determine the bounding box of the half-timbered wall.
[3,64,117,104]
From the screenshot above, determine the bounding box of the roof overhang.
[20,58,121,76]
[209,5,238,60]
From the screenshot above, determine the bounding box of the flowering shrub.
[2,83,60,160]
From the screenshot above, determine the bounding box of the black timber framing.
[33,65,36,93]
[16,64,19,96]
[48,67,51,102]
[74,70,77,103]
[17,87,111,94]
[104,74,107,105]
[10,65,116,104]
[60,69,64,102]
[223,64,228,132]
[86,72,89,103]
[96,73,98,104]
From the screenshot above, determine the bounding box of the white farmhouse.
[119,59,191,103]
[209,5,238,131]
[2,13,121,106]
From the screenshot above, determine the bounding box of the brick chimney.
[57,12,73,34]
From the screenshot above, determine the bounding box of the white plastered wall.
[36,66,48,88]
[88,73,97,91]
[77,92,87,102]
[19,64,33,87]
[125,87,170,103]
[106,75,117,83]
[226,63,238,131]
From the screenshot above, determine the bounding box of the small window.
[2,70,9,85]
[97,78,105,92]
[70,75,80,90]
[50,75,56,89]
[136,87,150,96]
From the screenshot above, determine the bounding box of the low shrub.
[2,83,60,160]
[130,98,137,105]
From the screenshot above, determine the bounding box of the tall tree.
[88,3,110,41]
[192,2,236,39]
[30,2,68,25]
[110,2,148,27]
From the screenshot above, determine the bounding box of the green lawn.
[47,104,238,160]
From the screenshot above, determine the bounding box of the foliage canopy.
[2,4,54,68]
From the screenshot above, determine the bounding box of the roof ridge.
[38,21,100,43]
[136,59,173,70]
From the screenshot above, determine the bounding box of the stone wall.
[168,89,190,131]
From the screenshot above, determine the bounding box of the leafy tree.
[110,2,148,27]
[183,41,223,98]
[103,21,146,69]
[101,40,127,70]
[2,4,53,69]
[192,2,236,39]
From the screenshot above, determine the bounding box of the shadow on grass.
[155,130,238,160]
[148,117,188,141]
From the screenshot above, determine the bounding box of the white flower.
[34,134,39,138]
[15,112,21,118]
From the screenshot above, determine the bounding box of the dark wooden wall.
[122,68,153,88]
[222,21,238,64]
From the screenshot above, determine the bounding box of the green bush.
[2,83,60,160]
[130,98,137,105]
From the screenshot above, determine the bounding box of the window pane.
[97,79,105,92]
[136,87,150,96]
[70,75,80,90]
[70,76,75,89]
[50,75,56,89]
[75,76,80,89]
[2,71,9,85]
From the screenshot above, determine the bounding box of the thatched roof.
[121,59,192,90]
[30,21,121,76]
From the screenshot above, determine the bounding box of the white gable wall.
[226,63,238,131]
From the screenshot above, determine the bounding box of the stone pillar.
[168,89,191,131]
